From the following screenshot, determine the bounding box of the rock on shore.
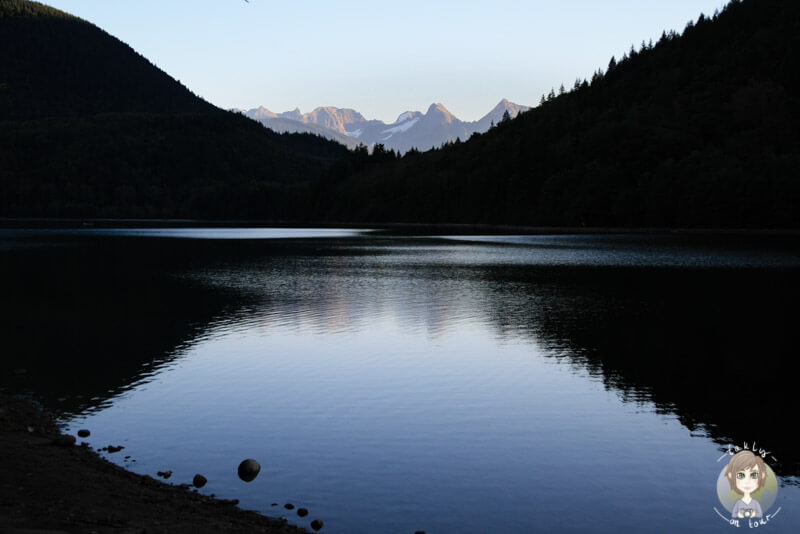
[0,394,310,533]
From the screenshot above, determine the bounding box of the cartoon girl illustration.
[724,450,768,519]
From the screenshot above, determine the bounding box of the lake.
[2,228,799,533]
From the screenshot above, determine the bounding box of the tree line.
[308,0,800,228]
[2,0,799,227]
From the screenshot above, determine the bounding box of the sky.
[43,0,728,123]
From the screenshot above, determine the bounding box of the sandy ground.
[0,394,313,534]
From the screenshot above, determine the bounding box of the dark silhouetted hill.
[317,0,800,228]
[0,0,214,119]
[0,0,348,219]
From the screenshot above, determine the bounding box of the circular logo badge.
[717,450,778,520]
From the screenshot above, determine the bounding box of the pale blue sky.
[43,0,727,122]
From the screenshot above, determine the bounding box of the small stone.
[77,429,90,438]
[157,470,173,479]
[237,458,261,482]
[284,503,294,510]
[415,531,427,534]
[107,445,124,453]
[52,435,76,447]
[297,508,309,517]
[26,426,34,433]
[310,519,324,531]
[193,474,207,488]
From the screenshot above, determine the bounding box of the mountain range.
[240,99,529,153]
[2,0,798,228]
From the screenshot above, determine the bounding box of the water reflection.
[3,230,800,532]
[2,231,799,479]
[0,234,242,413]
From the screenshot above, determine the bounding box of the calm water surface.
[2,229,799,533]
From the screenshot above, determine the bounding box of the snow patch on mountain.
[395,111,418,123]
[382,117,419,135]
[243,99,530,154]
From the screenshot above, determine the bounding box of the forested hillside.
[0,0,348,218]
[318,0,800,228]
[3,0,798,226]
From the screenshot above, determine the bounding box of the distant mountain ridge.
[240,108,363,149]
[241,99,529,153]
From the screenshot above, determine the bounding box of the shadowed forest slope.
[318,0,800,228]
[2,0,798,226]
[0,0,348,218]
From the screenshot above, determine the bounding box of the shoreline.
[2,217,800,236]
[0,393,312,533]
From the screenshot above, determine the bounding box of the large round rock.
[237,458,261,482]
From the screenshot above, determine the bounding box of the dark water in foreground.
[2,229,799,533]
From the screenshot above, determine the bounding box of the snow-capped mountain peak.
[243,99,529,154]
